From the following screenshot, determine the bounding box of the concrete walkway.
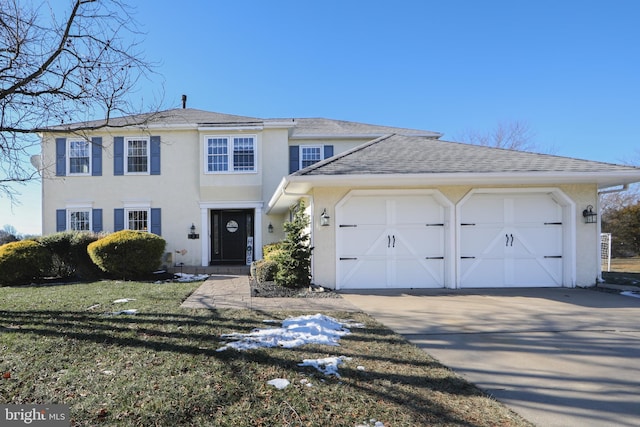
[180,275,359,311]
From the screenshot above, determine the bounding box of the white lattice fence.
[601,233,612,272]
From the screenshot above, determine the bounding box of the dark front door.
[211,210,253,264]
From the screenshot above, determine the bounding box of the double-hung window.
[126,208,149,232]
[68,209,91,231]
[68,140,91,174]
[300,146,322,169]
[126,137,149,174]
[205,135,256,173]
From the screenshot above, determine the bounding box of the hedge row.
[0,230,166,286]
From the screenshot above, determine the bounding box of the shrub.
[0,240,52,286]
[87,230,166,279]
[274,202,312,288]
[252,259,279,283]
[263,242,284,260]
[39,231,103,280]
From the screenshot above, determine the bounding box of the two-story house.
[41,107,640,289]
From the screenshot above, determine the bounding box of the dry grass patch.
[0,281,532,426]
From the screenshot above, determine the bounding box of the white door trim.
[455,188,576,288]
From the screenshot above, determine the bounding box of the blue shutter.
[114,137,124,175]
[289,145,299,173]
[150,136,161,175]
[55,138,66,176]
[114,208,124,231]
[56,209,66,231]
[323,145,334,160]
[92,209,103,232]
[150,208,161,235]
[91,137,102,176]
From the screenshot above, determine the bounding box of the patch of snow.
[621,291,640,299]
[356,420,385,427]
[298,356,352,377]
[174,272,209,282]
[357,365,366,371]
[300,379,313,387]
[217,314,354,352]
[267,378,290,389]
[113,298,136,303]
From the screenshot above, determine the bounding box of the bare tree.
[0,0,158,201]
[456,120,541,152]
[600,149,640,216]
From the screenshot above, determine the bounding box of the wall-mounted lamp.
[188,223,200,239]
[320,208,330,227]
[268,222,274,233]
[582,205,597,224]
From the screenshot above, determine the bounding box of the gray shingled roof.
[288,118,441,138]
[46,108,442,136]
[294,134,640,176]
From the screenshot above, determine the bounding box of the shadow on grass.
[0,308,516,426]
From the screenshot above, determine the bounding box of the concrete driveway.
[341,288,640,427]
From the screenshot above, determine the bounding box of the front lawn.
[0,281,532,426]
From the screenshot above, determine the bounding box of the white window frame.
[125,137,150,175]
[299,145,323,169]
[125,207,151,232]
[204,134,257,174]
[67,140,92,175]
[66,207,92,231]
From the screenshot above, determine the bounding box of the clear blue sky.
[2,0,639,235]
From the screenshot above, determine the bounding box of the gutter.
[598,184,629,195]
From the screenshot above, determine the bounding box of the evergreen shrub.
[0,240,52,286]
[274,202,312,288]
[87,230,166,279]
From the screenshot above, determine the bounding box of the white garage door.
[459,193,564,288]
[337,192,448,289]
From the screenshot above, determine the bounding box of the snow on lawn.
[299,356,352,377]
[217,314,362,352]
[174,272,209,282]
[621,291,640,299]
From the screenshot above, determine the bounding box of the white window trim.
[67,208,92,231]
[204,134,257,174]
[125,136,150,175]
[67,140,92,176]
[299,145,324,170]
[124,207,151,232]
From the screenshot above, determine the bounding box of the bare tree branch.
[0,0,160,202]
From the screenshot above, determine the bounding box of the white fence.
[601,233,612,272]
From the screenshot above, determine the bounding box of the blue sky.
[2,0,639,235]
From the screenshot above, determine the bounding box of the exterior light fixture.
[188,223,200,239]
[320,208,330,227]
[268,223,274,233]
[582,205,597,224]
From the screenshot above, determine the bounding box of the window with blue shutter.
[114,208,124,231]
[55,138,66,176]
[289,145,299,173]
[92,209,103,232]
[114,137,124,175]
[56,209,66,231]
[150,208,161,235]
[150,136,161,175]
[91,137,102,176]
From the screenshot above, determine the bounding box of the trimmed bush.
[252,259,279,284]
[263,242,284,260]
[274,202,312,288]
[0,240,52,286]
[39,231,103,280]
[87,230,166,279]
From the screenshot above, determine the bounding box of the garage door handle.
[461,256,476,259]
[544,222,562,225]
[461,223,476,226]
[505,233,514,246]
[425,256,444,260]
[339,224,357,228]
[544,255,562,258]
[392,235,396,248]
[388,235,391,247]
[339,257,358,260]
[425,223,444,227]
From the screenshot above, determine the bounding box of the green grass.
[0,281,532,426]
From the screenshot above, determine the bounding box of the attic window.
[301,146,322,169]
[205,135,256,173]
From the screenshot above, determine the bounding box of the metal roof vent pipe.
[182,94,187,109]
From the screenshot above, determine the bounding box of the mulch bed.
[250,278,342,298]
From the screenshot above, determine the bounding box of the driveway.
[341,288,640,427]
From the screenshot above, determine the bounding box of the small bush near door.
[88,230,166,280]
[274,202,312,288]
